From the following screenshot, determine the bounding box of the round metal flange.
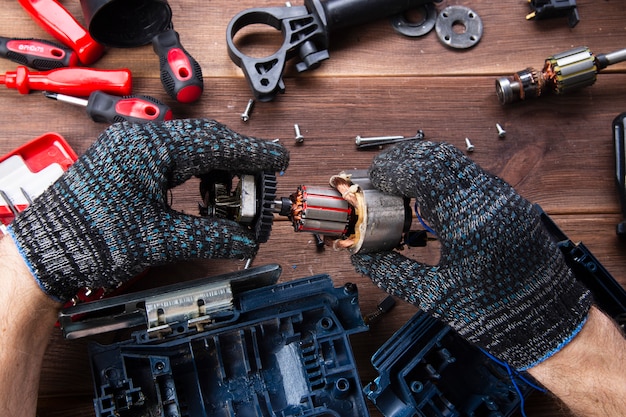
[435,6,483,49]
[390,3,437,38]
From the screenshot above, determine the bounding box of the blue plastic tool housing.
[364,310,532,417]
[87,274,369,417]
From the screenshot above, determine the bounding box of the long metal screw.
[496,123,506,138]
[465,137,475,152]
[355,130,424,149]
[294,124,304,143]
[241,99,254,122]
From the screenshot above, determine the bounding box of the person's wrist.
[0,235,61,310]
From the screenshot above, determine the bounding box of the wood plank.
[0,1,624,416]
[1,1,625,77]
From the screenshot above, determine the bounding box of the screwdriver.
[0,36,79,70]
[17,0,104,65]
[43,91,173,124]
[0,66,132,96]
[152,29,203,103]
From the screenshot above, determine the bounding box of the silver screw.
[465,137,475,152]
[241,99,254,122]
[496,123,506,138]
[355,130,424,149]
[294,124,304,143]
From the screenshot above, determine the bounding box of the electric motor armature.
[274,169,415,254]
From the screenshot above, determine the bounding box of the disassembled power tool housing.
[226,0,442,101]
[59,188,626,417]
[60,265,371,417]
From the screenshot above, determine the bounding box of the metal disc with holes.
[435,6,483,49]
[390,2,438,38]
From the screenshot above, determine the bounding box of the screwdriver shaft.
[43,91,88,107]
[44,90,173,124]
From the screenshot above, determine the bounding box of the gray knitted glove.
[8,119,289,302]
[351,140,592,370]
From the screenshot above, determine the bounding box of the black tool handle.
[310,0,441,31]
[0,36,78,70]
[152,29,203,104]
[86,91,173,124]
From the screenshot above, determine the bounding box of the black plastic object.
[227,0,441,102]
[614,113,626,238]
[80,0,172,47]
[528,0,579,28]
[365,310,534,417]
[535,204,626,327]
[65,266,369,417]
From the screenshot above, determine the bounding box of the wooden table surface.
[1,1,625,416]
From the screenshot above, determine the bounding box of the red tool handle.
[152,29,203,103]
[0,36,79,70]
[86,91,173,124]
[17,0,104,65]
[0,66,132,96]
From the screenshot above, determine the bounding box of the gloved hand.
[8,118,289,302]
[351,140,592,370]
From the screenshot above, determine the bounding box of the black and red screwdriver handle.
[152,29,203,103]
[17,0,104,65]
[86,91,173,124]
[0,36,79,70]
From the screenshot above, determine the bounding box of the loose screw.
[241,99,254,122]
[465,137,475,152]
[496,123,506,138]
[294,124,304,143]
[355,130,424,149]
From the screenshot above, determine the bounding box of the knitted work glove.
[351,140,592,370]
[8,119,289,302]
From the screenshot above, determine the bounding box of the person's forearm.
[0,235,61,417]
[528,306,626,416]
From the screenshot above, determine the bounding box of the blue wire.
[479,348,547,417]
[414,202,437,236]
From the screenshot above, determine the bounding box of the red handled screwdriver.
[43,91,173,124]
[0,36,79,70]
[152,29,203,103]
[17,0,104,65]
[0,66,132,96]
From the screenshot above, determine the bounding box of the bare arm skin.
[528,306,626,416]
[0,235,61,417]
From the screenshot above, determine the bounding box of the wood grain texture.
[0,1,624,416]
